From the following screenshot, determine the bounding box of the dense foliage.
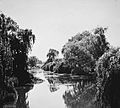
[28,56,42,68]
[1,12,117,108]
[41,48,59,71]
[0,13,35,86]
[46,48,59,62]
[42,27,120,107]
[2,11,120,108]
[53,59,72,74]
[42,27,109,75]
[95,47,120,107]
[61,27,109,74]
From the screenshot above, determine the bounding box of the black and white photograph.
[0,0,120,108]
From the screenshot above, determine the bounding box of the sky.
[0,0,120,61]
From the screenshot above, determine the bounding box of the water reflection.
[2,85,34,108]
[2,71,44,108]
[15,85,34,108]
[63,84,97,108]
[6,72,97,108]
[45,72,97,108]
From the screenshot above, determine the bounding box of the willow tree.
[11,28,35,85]
[0,13,18,87]
[0,13,35,86]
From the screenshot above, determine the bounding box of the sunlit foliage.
[62,27,109,74]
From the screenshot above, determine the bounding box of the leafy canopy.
[62,27,109,73]
[0,13,35,85]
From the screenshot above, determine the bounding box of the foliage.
[53,59,72,74]
[0,83,18,106]
[62,27,109,74]
[28,56,41,68]
[95,47,120,107]
[46,48,59,63]
[42,48,59,71]
[0,13,35,86]
[41,62,56,71]
[42,57,71,73]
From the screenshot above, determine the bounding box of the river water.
[6,69,97,108]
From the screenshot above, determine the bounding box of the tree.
[41,49,59,71]
[62,27,109,74]
[0,13,35,86]
[46,48,59,63]
[0,13,19,87]
[53,58,72,74]
[95,47,120,108]
[28,56,40,68]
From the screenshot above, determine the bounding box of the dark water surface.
[5,69,97,108]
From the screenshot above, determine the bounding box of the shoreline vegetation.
[1,12,120,108]
[0,13,36,106]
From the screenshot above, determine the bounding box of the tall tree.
[0,13,35,86]
[11,28,35,84]
[0,13,18,87]
[62,27,109,74]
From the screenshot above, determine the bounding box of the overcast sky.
[0,0,120,61]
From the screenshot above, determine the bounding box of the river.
[4,69,97,108]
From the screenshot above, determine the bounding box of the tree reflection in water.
[2,85,33,108]
[15,85,34,108]
[63,83,98,108]
[3,85,33,108]
[45,73,98,108]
